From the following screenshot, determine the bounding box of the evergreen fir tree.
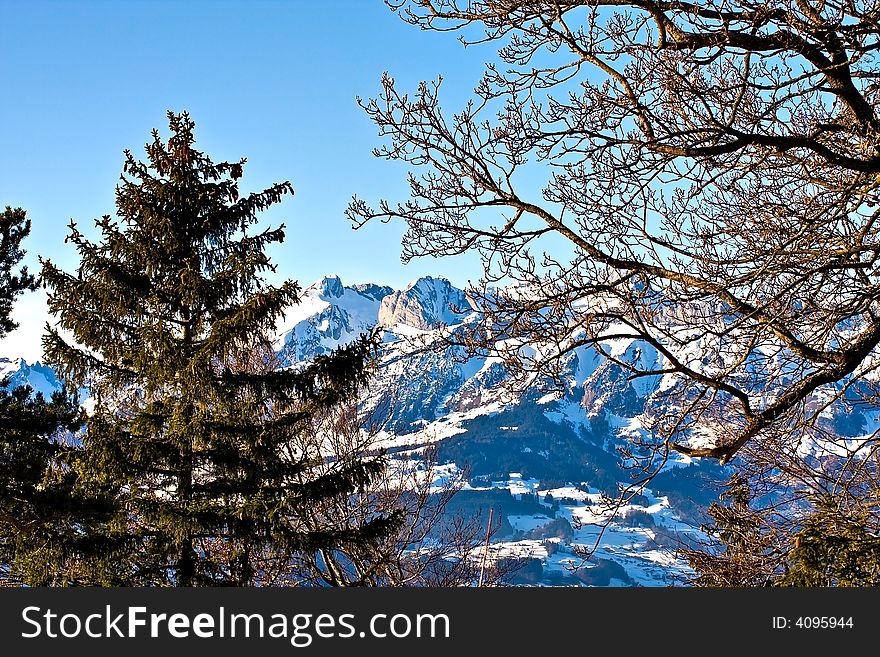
[0,206,36,336]
[775,496,880,587]
[0,385,112,586]
[40,111,402,586]
[1,206,96,586]
[680,476,783,587]
[683,480,880,587]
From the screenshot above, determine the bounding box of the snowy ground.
[423,470,700,587]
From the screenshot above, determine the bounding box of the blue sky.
[0,0,494,361]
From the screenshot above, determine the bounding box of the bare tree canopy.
[348,0,880,473]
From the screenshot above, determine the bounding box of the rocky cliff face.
[377,276,471,330]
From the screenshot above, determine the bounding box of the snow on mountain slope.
[267,276,758,471]
[274,275,392,364]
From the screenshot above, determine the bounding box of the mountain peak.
[0,357,63,398]
[308,275,345,299]
[378,276,472,330]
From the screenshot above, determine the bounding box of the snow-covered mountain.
[0,357,63,398]
[266,274,880,585]
[6,274,874,585]
[274,275,393,363]
[267,276,726,584]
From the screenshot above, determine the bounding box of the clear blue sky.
[0,0,493,361]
